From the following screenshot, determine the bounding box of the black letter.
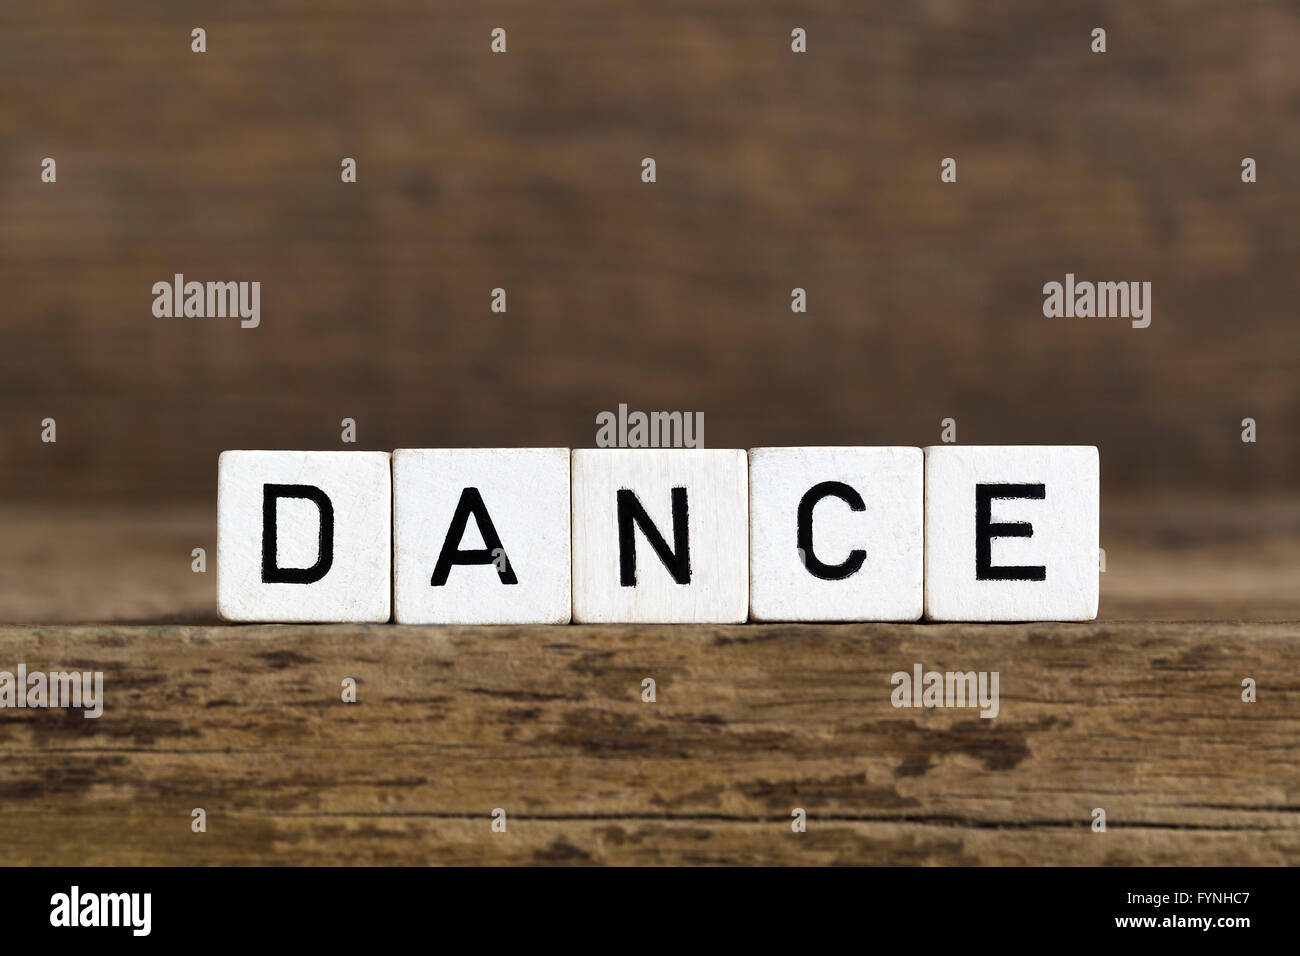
[617,487,690,586]
[430,487,518,586]
[797,480,867,580]
[262,483,334,584]
[975,483,1046,581]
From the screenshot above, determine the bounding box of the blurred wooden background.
[1,0,1297,507]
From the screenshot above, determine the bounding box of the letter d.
[262,484,334,584]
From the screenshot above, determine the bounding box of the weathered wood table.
[0,500,1296,865]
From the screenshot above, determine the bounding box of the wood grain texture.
[0,621,1295,865]
[1,1,1298,503]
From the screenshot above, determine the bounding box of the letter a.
[430,488,519,586]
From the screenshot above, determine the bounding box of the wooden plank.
[0,621,1295,864]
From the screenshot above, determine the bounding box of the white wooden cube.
[217,450,392,622]
[571,449,748,623]
[924,445,1099,622]
[748,447,923,622]
[392,448,571,624]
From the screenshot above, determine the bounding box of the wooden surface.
[0,620,1295,865]
[0,498,1297,865]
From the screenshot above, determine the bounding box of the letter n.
[617,488,690,586]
